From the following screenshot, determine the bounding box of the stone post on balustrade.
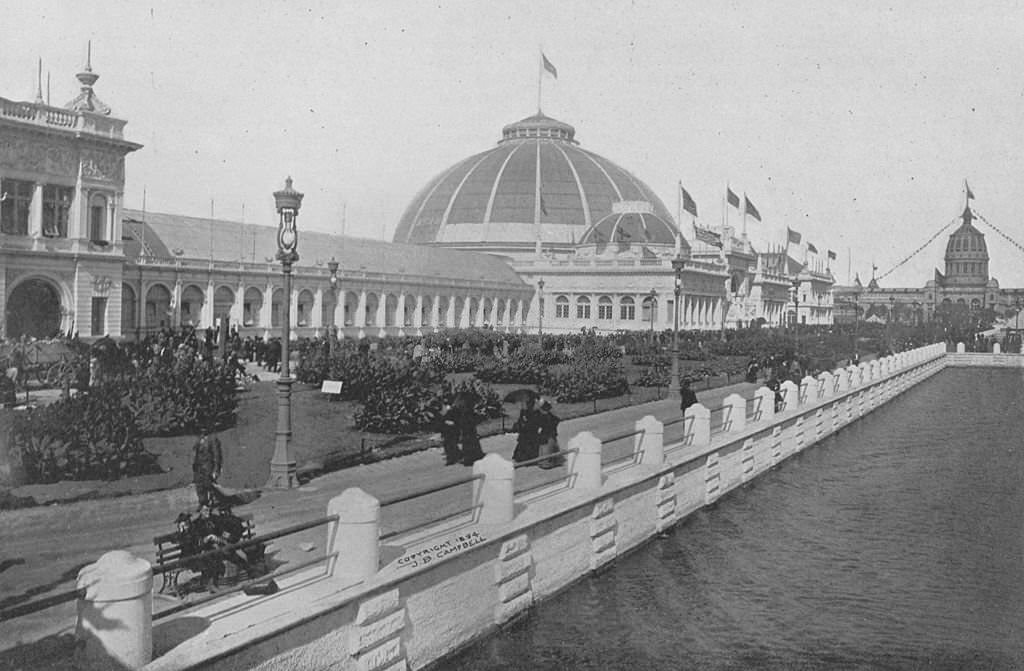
[846,365,859,390]
[473,454,515,525]
[818,371,834,399]
[754,386,775,422]
[834,369,848,394]
[722,393,746,433]
[994,342,1002,354]
[779,380,798,412]
[685,403,711,446]
[800,375,817,404]
[569,431,603,490]
[957,342,965,353]
[328,488,380,583]
[75,551,153,671]
[635,415,664,466]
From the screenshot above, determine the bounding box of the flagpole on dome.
[537,48,543,113]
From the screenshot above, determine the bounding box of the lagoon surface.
[441,368,1024,670]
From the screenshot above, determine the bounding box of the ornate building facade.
[395,112,834,334]
[2,59,835,340]
[0,59,532,340]
[833,204,1024,325]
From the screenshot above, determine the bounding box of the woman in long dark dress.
[453,396,485,466]
[438,403,462,466]
[512,397,542,463]
[536,400,564,469]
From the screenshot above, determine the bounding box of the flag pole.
[537,49,543,113]
[677,180,682,238]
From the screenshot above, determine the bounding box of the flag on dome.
[542,52,558,79]
[726,188,740,208]
[965,179,975,200]
[807,242,818,254]
[743,195,761,221]
[680,183,698,217]
[827,249,837,260]
[694,224,723,248]
[787,228,801,244]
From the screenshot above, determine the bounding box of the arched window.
[576,296,591,319]
[598,296,613,320]
[619,296,635,320]
[642,295,658,323]
[555,295,569,319]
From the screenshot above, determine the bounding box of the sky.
[4,0,1024,286]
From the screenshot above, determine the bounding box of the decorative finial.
[86,40,92,72]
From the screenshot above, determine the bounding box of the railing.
[378,474,483,541]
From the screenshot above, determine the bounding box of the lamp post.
[790,278,801,355]
[888,296,896,351]
[267,177,303,490]
[327,256,339,357]
[537,278,545,345]
[647,288,657,351]
[670,249,689,399]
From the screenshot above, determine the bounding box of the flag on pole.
[807,242,818,254]
[743,194,761,221]
[787,228,801,244]
[965,179,975,200]
[680,184,698,217]
[726,188,740,208]
[541,53,558,79]
[827,249,837,261]
[694,224,723,248]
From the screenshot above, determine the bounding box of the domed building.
[395,111,809,334]
[394,113,678,258]
[834,200,1024,326]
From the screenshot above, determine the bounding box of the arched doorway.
[6,279,62,339]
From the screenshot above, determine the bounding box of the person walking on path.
[438,403,462,466]
[192,428,223,509]
[512,396,543,463]
[536,400,564,469]
[453,396,485,466]
[679,379,699,416]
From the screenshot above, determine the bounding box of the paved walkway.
[0,379,758,653]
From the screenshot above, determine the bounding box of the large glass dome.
[393,113,674,254]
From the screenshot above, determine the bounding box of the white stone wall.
[144,343,948,671]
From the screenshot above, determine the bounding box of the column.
[356,289,367,328]
[460,296,471,328]
[260,279,274,334]
[332,288,345,331]
[413,294,424,328]
[312,287,324,330]
[431,294,441,328]
[503,298,513,331]
[396,293,407,329]
[172,279,183,327]
[290,287,299,330]
[446,295,456,326]
[375,291,386,328]
[29,182,43,238]
[202,280,215,328]
[231,280,245,327]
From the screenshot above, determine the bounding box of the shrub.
[475,348,551,385]
[125,355,239,435]
[437,378,504,421]
[353,358,446,433]
[541,359,629,403]
[11,387,159,482]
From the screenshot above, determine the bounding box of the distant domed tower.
[943,206,988,287]
[393,113,675,257]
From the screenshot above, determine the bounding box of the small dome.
[578,202,682,253]
[945,207,988,257]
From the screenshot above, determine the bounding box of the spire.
[65,40,111,114]
[35,58,43,104]
[962,204,974,227]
